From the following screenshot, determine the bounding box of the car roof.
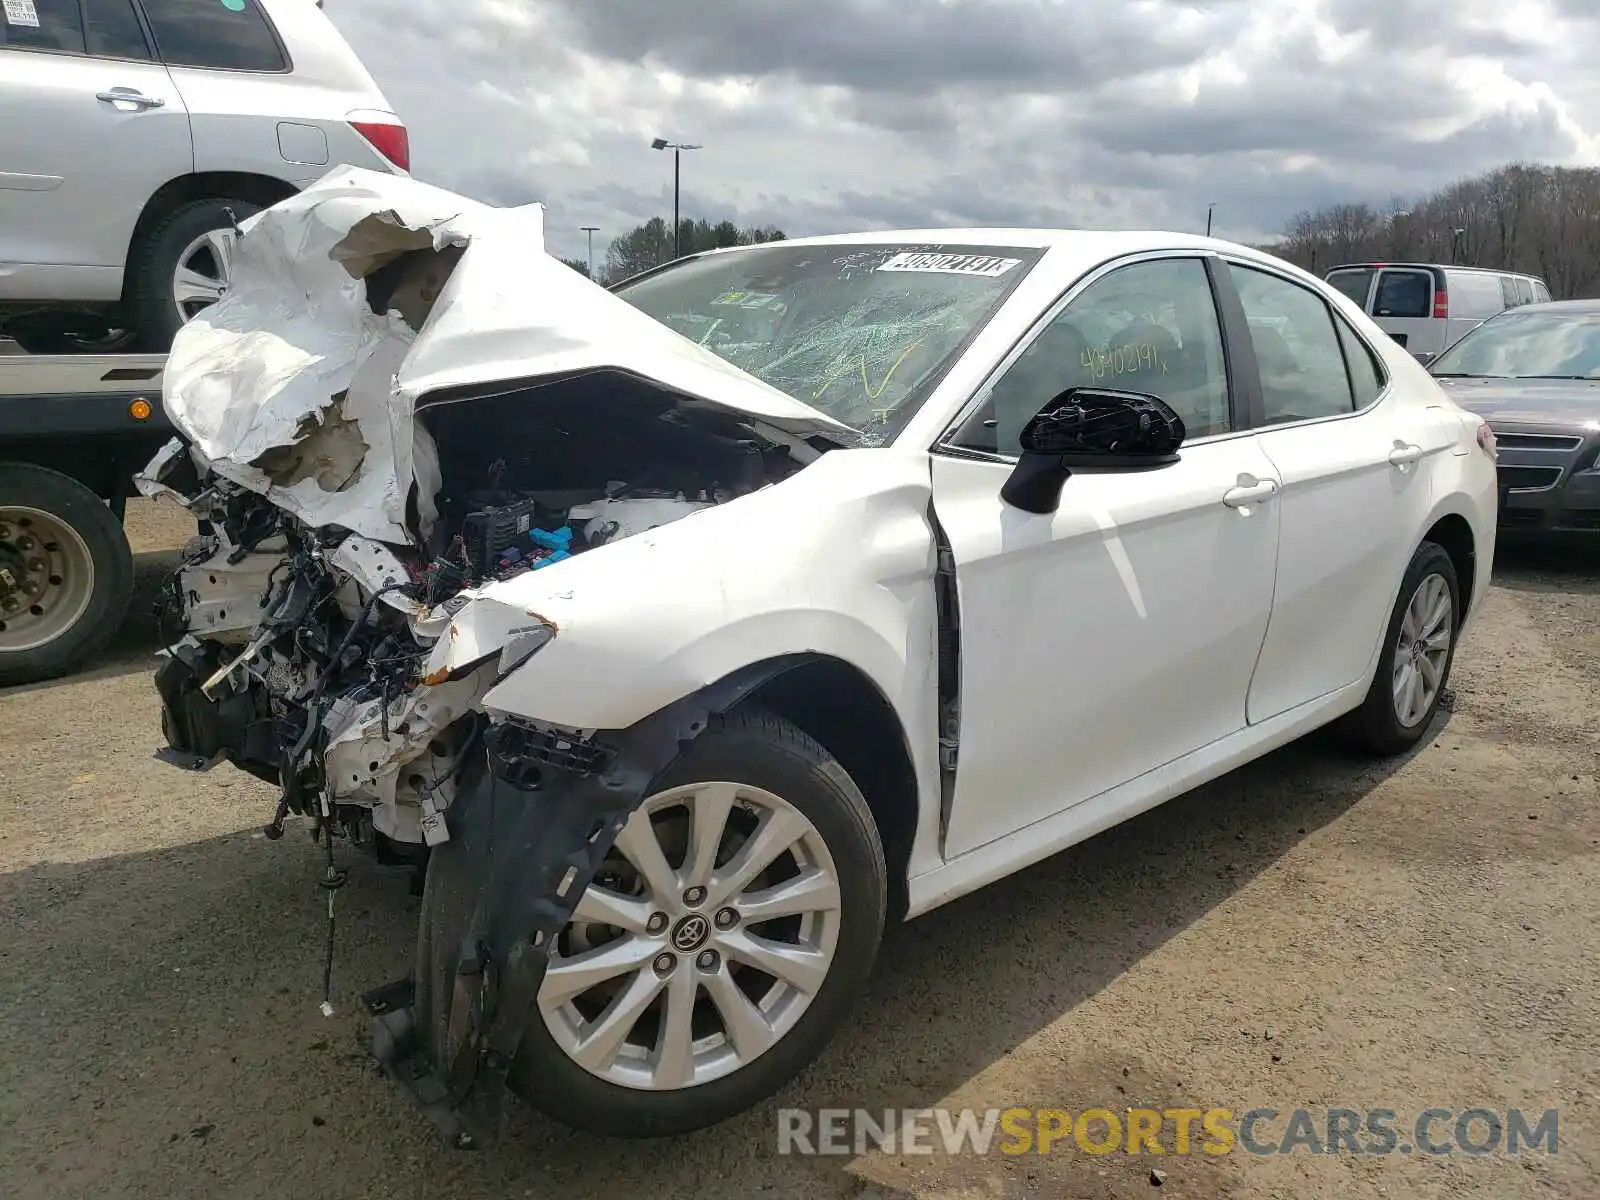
[1493,298,1600,315]
[673,228,1310,294]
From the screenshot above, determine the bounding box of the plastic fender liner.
[365,654,820,1148]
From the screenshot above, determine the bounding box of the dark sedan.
[1430,300,1600,536]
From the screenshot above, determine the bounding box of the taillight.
[350,120,409,172]
[1476,422,1497,459]
[1433,288,1449,318]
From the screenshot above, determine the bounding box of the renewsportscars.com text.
[777,1106,1560,1157]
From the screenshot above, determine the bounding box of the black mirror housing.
[1001,387,1185,514]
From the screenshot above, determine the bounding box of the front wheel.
[1342,540,1461,756]
[507,706,888,1138]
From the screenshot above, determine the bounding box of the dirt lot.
[1,500,1595,1200]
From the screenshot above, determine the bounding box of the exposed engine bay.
[146,380,806,855]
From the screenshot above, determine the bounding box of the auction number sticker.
[877,251,1022,277]
[3,0,40,27]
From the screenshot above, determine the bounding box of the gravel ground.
[1,500,1596,1200]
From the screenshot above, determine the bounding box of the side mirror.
[1000,387,1185,515]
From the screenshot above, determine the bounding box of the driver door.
[929,254,1283,858]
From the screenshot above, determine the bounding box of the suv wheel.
[126,198,262,352]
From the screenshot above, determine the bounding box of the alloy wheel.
[1391,571,1453,728]
[537,779,843,1091]
[171,228,238,323]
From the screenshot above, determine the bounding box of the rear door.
[1370,267,1437,354]
[0,0,192,294]
[1223,260,1454,721]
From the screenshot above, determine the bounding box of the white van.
[1323,262,1551,363]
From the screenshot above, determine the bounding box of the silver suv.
[0,0,405,353]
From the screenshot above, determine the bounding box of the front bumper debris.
[362,660,803,1148]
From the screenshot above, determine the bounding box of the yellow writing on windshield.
[1083,342,1170,381]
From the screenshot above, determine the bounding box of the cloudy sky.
[326,0,1600,266]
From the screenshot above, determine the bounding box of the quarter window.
[950,257,1231,455]
[0,0,84,52]
[1229,264,1356,424]
[1334,318,1385,408]
[140,0,286,71]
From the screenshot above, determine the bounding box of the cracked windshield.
[613,244,1046,441]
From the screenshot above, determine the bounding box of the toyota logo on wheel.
[671,914,710,952]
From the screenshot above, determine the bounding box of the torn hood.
[159,166,853,544]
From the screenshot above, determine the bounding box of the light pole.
[580,225,599,280]
[1205,202,1216,237]
[651,137,702,261]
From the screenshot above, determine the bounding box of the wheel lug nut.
[1,598,17,613]
[682,886,706,906]
[646,912,668,935]
[696,949,719,971]
[14,537,33,551]
[20,581,40,596]
[25,559,44,573]
[714,908,738,930]
[652,952,676,976]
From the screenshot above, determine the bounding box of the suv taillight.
[351,121,410,172]
[1433,288,1449,318]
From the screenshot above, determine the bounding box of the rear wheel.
[505,706,888,1137]
[0,463,132,687]
[126,198,262,352]
[1342,541,1460,755]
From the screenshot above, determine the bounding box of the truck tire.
[0,463,133,687]
[126,198,262,352]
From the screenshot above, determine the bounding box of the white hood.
[159,166,852,544]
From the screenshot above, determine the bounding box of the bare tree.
[1260,163,1600,297]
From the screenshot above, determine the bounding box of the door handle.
[96,88,166,110]
[1222,479,1278,508]
[1388,442,1423,467]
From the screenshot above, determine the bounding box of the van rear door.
[1370,266,1438,354]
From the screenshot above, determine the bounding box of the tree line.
[1256,162,1600,298]
[558,218,787,283]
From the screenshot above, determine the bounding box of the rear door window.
[1372,270,1432,319]
[1324,268,1376,309]
[85,0,150,59]
[1533,280,1552,303]
[139,0,287,71]
[1513,277,1534,306]
[0,0,84,52]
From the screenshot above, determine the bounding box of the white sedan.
[140,171,1498,1142]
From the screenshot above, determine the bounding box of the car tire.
[126,198,262,353]
[0,463,133,687]
[492,705,889,1138]
[1341,540,1461,756]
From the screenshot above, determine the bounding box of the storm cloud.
[323,0,1600,263]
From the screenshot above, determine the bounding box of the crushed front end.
[137,166,850,1145]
